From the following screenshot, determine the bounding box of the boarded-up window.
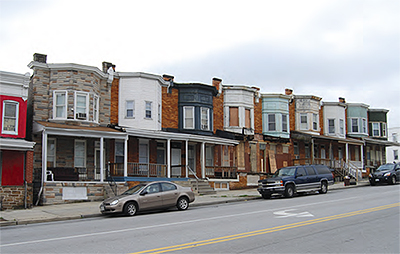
[245,109,251,128]
[229,107,239,126]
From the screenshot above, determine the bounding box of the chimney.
[339,97,346,103]
[285,88,293,95]
[162,74,174,82]
[212,77,222,93]
[33,53,47,63]
[102,62,115,73]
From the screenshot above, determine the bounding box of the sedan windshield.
[376,164,395,172]
[273,167,296,177]
[122,184,146,195]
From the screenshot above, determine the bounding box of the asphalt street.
[1,184,399,254]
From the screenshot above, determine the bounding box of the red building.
[0,70,35,210]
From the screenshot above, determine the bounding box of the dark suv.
[257,165,334,199]
[369,163,400,186]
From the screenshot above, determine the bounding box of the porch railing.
[205,166,237,179]
[108,162,167,178]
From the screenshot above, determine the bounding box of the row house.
[0,71,35,209]
[386,127,399,163]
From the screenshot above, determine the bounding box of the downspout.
[36,129,47,206]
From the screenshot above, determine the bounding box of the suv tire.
[319,182,328,194]
[284,185,294,198]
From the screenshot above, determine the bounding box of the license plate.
[375,179,379,182]
[100,205,105,211]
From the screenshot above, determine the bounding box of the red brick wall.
[26,151,34,183]
[162,86,179,129]
[319,105,324,135]
[289,99,296,131]
[254,97,262,134]
[110,78,119,125]
[213,93,224,132]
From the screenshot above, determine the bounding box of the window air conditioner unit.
[76,113,87,119]
[295,155,300,159]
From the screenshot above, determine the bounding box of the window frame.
[201,107,210,130]
[245,108,251,129]
[340,119,344,135]
[229,107,239,127]
[126,100,135,118]
[2,100,19,135]
[372,122,380,137]
[115,141,125,164]
[183,106,195,129]
[351,118,359,133]
[53,90,68,119]
[93,95,99,123]
[267,114,276,131]
[312,113,318,131]
[74,140,86,168]
[145,101,152,119]
[74,91,89,121]
[328,119,335,134]
[47,138,56,167]
[282,114,288,133]
[300,113,308,130]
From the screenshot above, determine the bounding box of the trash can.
[344,176,350,186]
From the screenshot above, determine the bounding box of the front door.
[157,147,165,177]
[188,145,196,176]
[171,148,181,176]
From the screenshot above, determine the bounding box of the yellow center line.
[130,202,400,254]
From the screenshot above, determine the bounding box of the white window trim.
[93,95,99,123]
[340,119,344,135]
[158,104,161,123]
[328,118,335,134]
[115,141,125,163]
[53,90,68,120]
[183,106,195,129]
[2,100,19,135]
[282,114,288,133]
[126,100,135,118]
[145,101,152,119]
[312,113,319,131]
[267,113,276,131]
[362,118,367,134]
[372,122,380,137]
[74,140,86,168]
[300,113,308,130]
[201,107,210,130]
[350,118,359,133]
[47,138,56,167]
[74,91,89,121]
[382,123,387,137]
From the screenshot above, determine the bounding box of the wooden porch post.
[167,139,171,178]
[124,137,128,177]
[42,130,48,183]
[185,140,188,178]
[201,142,205,178]
[100,137,104,182]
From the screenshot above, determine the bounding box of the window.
[305,166,316,175]
[294,142,299,155]
[340,119,344,135]
[372,123,380,136]
[115,141,124,163]
[305,144,310,158]
[268,114,276,131]
[394,150,398,160]
[393,133,398,142]
[206,145,214,167]
[328,119,335,134]
[75,92,88,120]
[312,114,318,130]
[126,100,134,118]
[93,95,99,122]
[145,101,152,119]
[245,108,251,129]
[2,101,18,134]
[351,118,359,133]
[158,104,161,123]
[382,123,387,137]
[300,113,308,130]
[74,140,86,167]
[362,119,367,134]
[54,91,67,119]
[47,138,56,167]
[183,106,194,129]
[282,114,288,132]
[229,107,239,126]
[201,107,210,130]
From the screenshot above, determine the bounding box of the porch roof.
[124,127,239,146]
[0,138,35,151]
[291,131,364,145]
[33,121,128,139]
[362,137,400,147]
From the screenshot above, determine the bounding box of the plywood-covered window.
[229,107,239,126]
[245,108,251,128]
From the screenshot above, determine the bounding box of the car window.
[145,184,160,194]
[305,166,316,175]
[296,168,306,177]
[376,164,395,171]
[161,182,177,192]
[314,165,331,174]
[274,167,296,177]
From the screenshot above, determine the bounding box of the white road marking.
[274,209,314,218]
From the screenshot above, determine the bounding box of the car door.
[294,167,308,191]
[304,166,319,189]
[395,164,400,179]
[138,183,162,210]
[160,182,179,207]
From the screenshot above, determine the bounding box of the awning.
[291,131,364,145]
[0,138,35,151]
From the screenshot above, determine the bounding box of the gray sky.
[1,0,399,127]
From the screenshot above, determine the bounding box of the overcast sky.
[1,0,399,127]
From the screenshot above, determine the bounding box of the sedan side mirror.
[140,190,148,196]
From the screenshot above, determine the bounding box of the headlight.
[369,174,372,178]
[275,180,283,186]
[384,172,391,177]
[110,200,119,206]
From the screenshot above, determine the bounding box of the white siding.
[323,103,346,138]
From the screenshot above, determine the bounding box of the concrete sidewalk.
[0,180,369,227]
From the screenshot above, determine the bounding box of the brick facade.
[161,86,179,129]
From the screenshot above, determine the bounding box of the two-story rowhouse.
[0,71,35,209]
[261,93,292,174]
[28,54,128,205]
[386,127,399,163]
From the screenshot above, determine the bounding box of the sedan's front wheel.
[177,197,189,210]
[124,202,138,216]
[390,176,396,185]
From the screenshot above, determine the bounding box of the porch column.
[42,130,48,183]
[185,140,189,178]
[311,138,315,164]
[345,143,349,165]
[100,137,104,182]
[360,143,364,181]
[201,142,205,178]
[167,139,171,178]
[124,137,128,177]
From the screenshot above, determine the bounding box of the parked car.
[100,181,195,216]
[369,163,400,186]
[257,165,334,199]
